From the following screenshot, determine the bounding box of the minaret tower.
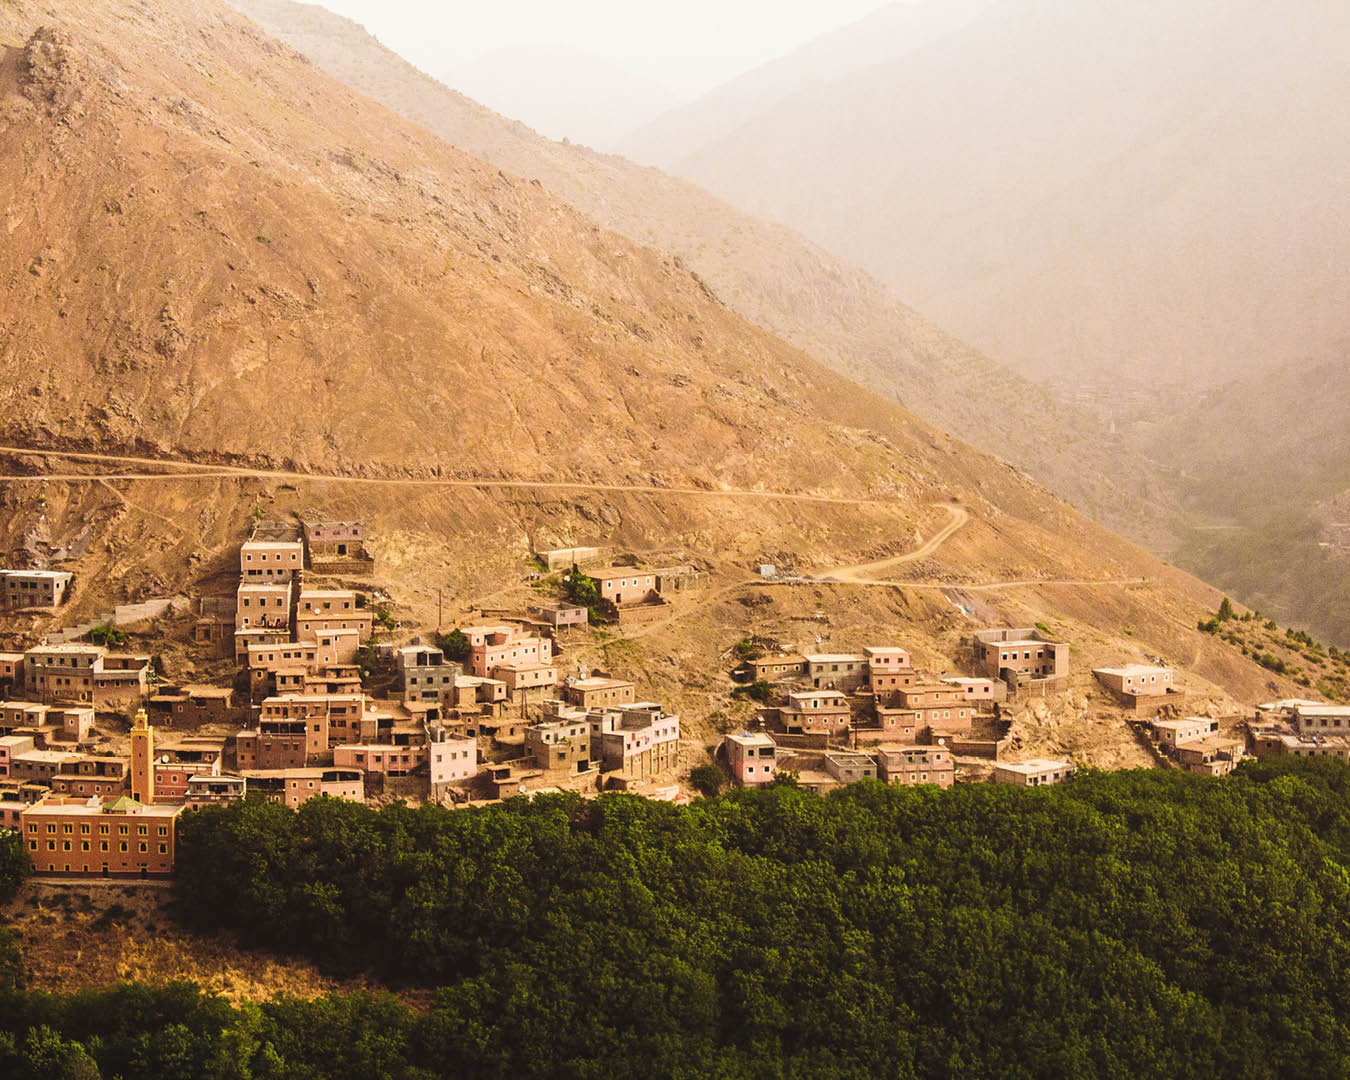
[130,708,155,805]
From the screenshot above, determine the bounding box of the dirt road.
[0,445,909,509]
[826,504,969,582]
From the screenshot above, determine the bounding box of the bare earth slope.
[224,0,1176,551]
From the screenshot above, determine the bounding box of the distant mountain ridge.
[625,0,1350,390]
[618,0,996,167]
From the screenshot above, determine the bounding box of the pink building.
[333,743,426,777]
[0,735,35,778]
[1094,666,1175,698]
[588,568,659,607]
[725,732,776,786]
[428,735,478,790]
[468,628,553,679]
[941,677,1007,705]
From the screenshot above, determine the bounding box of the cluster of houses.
[722,628,1075,793]
[0,523,693,877]
[4,519,1347,880]
[1246,700,1350,761]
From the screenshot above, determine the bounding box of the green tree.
[689,764,724,798]
[435,629,470,664]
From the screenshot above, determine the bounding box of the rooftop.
[15,749,81,764]
[586,566,652,579]
[1153,717,1215,731]
[23,795,181,818]
[1094,665,1172,677]
[998,759,1072,774]
[804,653,865,664]
[726,732,775,748]
[1293,704,1350,718]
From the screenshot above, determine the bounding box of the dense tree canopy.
[4,759,1350,1077]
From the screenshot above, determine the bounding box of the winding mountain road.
[0,445,1146,626]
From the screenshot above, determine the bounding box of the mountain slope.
[629,0,1350,389]
[225,0,1180,551]
[0,0,1314,756]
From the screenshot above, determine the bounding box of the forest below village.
[1,759,1350,1077]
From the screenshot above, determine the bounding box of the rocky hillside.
[225,0,1176,551]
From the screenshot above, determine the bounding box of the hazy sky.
[315,0,894,100]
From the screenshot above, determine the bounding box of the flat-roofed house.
[1292,704,1350,734]
[51,757,128,799]
[804,654,867,693]
[525,719,593,779]
[941,677,1007,706]
[1,570,72,610]
[855,707,920,745]
[725,732,776,786]
[993,759,1074,787]
[747,655,807,682]
[587,567,660,607]
[24,645,150,711]
[295,589,372,643]
[241,768,363,809]
[891,684,973,737]
[12,748,82,784]
[239,524,303,583]
[333,743,427,778]
[1173,736,1246,777]
[235,580,292,631]
[562,676,635,710]
[1151,717,1219,748]
[184,774,247,810]
[779,690,851,738]
[972,629,1069,684]
[468,627,553,679]
[427,734,478,795]
[148,686,237,727]
[597,704,680,779]
[0,653,24,694]
[532,604,589,629]
[397,645,460,705]
[0,735,35,778]
[824,751,877,784]
[872,744,954,788]
[1094,665,1174,698]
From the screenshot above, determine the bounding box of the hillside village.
[0,510,1341,880]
